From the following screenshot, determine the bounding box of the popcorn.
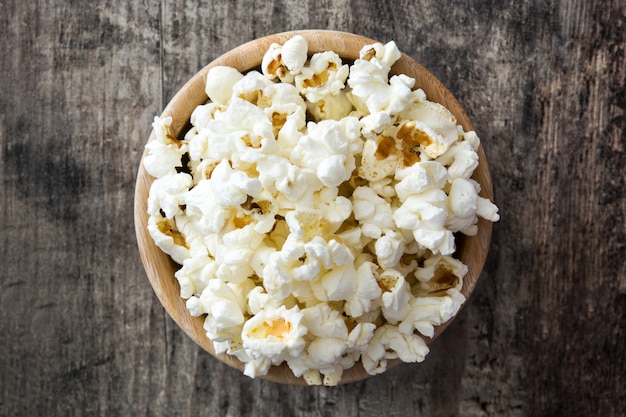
[446,177,480,235]
[295,51,349,103]
[290,117,362,187]
[398,100,460,158]
[256,155,321,205]
[359,41,402,66]
[345,261,382,317]
[394,161,449,202]
[399,255,468,337]
[183,179,230,235]
[347,41,414,115]
[306,91,353,121]
[205,66,244,104]
[231,71,274,106]
[358,137,399,182]
[144,116,189,178]
[201,95,276,169]
[374,230,406,269]
[209,159,262,207]
[174,252,217,298]
[147,214,190,264]
[147,172,192,218]
[262,35,308,83]
[187,279,247,342]
[144,35,499,385]
[362,324,429,375]
[436,137,479,180]
[352,186,395,239]
[259,83,307,137]
[378,269,411,323]
[241,305,308,362]
[312,263,357,302]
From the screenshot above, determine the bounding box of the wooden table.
[1,1,624,415]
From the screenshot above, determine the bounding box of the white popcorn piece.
[347,322,377,352]
[312,263,358,302]
[351,186,395,239]
[399,291,466,338]
[172,213,207,257]
[147,172,192,218]
[301,303,349,340]
[144,116,189,179]
[368,176,397,199]
[302,369,323,386]
[378,269,411,323]
[321,366,344,387]
[328,238,355,266]
[212,224,265,285]
[399,255,468,336]
[393,189,455,255]
[295,51,349,103]
[374,230,406,270]
[184,179,230,235]
[308,337,345,371]
[246,284,296,316]
[242,305,308,362]
[477,194,501,222]
[262,35,309,83]
[285,351,315,379]
[280,35,309,74]
[394,161,449,203]
[306,91,354,121]
[284,209,327,242]
[414,254,468,289]
[256,155,321,206]
[186,128,211,163]
[344,261,382,317]
[231,71,274,105]
[285,339,345,386]
[358,137,399,182]
[362,324,429,375]
[276,115,306,158]
[190,102,225,130]
[290,117,362,187]
[446,177,480,235]
[360,111,393,140]
[205,66,244,104]
[347,48,415,115]
[261,236,342,302]
[209,159,262,208]
[436,138,479,180]
[359,41,402,67]
[243,357,273,379]
[317,188,352,234]
[174,252,217,298]
[447,177,500,233]
[259,82,307,137]
[147,214,190,265]
[146,172,193,264]
[398,100,460,159]
[186,279,247,343]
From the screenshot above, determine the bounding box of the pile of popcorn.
[144,35,499,385]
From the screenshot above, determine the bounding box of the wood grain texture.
[1,0,625,416]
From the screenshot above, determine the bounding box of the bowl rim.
[134,29,494,385]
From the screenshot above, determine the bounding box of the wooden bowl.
[134,30,494,385]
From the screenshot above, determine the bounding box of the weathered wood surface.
[1,0,624,416]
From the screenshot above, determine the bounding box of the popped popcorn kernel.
[145,35,499,385]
